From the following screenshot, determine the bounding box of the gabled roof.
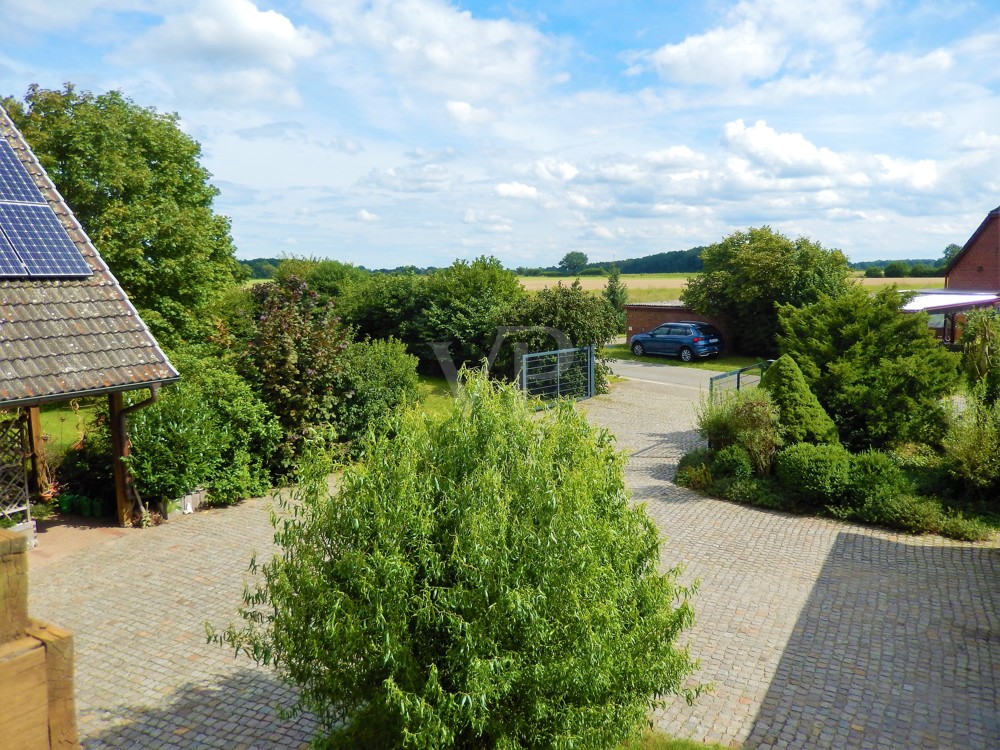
[944,205,1000,275]
[0,107,178,408]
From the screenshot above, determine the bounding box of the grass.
[620,731,732,750]
[415,375,454,416]
[38,401,97,461]
[605,344,762,373]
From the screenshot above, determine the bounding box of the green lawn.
[38,401,97,460]
[620,732,732,750]
[415,375,454,416]
[605,344,762,373]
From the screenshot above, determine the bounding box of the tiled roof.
[0,107,178,407]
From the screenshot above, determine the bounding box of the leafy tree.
[215,372,698,749]
[603,264,629,332]
[4,84,242,346]
[940,243,963,267]
[238,275,352,471]
[960,308,1000,404]
[275,257,369,300]
[515,279,620,391]
[909,262,939,278]
[682,226,852,356]
[864,266,885,278]
[759,355,839,445]
[883,260,910,278]
[558,250,589,275]
[777,286,960,451]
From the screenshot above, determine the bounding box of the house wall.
[624,304,731,343]
[947,216,1000,290]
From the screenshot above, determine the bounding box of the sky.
[1,0,999,268]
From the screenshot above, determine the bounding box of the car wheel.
[679,346,694,362]
[631,341,645,356]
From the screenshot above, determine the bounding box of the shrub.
[775,443,852,508]
[960,308,1000,404]
[864,266,884,278]
[842,450,912,511]
[333,338,420,447]
[675,448,714,490]
[712,444,753,480]
[778,286,959,450]
[712,476,789,510]
[697,388,781,474]
[758,355,839,445]
[941,385,1000,499]
[215,372,699,749]
[125,381,222,505]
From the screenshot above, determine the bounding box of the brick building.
[624,302,730,343]
[945,205,1000,291]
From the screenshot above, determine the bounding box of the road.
[608,357,716,391]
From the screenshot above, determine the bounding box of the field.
[518,273,945,303]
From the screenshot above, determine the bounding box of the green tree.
[515,279,620,392]
[940,243,963,267]
[237,275,352,471]
[864,266,885,278]
[883,260,910,278]
[215,372,698,749]
[558,250,589,275]
[603,263,629,332]
[682,226,852,356]
[777,286,960,451]
[4,84,242,346]
[758,355,839,445]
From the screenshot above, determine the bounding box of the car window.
[696,325,722,338]
[670,325,691,336]
[652,325,670,335]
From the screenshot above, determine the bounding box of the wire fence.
[520,346,595,401]
[708,360,773,394]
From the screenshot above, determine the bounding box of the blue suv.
[629,321,723,362]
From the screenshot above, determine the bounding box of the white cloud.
[134,0,324,72]
[496,182,539,199]
[363,163,454,192]
[875,155,939,189]
[535,158,578,181]
[648,21,784,86]
[446,100,493,124]
[308,0,550,102]
[357,209,380,221]
[463,209,512,233]
[722,119,844,177]
[645,145,701,168]
[959,132,1000,151]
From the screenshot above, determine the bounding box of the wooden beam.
[108,393,131,527]
[25,407,45,502]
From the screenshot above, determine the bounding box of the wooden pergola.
[0,107,179,531]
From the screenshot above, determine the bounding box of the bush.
[778,286,959,450]
[712,444,753,480]
[216,372,699,749]
[711,475,789,510]
[960,308,1000,404]
[942,385,1000,499]
[675,448,714,490]
[125,381,222,505]
[775,443,852,508]
[697,388,781,474]
[333,338,420,447]
[759,355,839,445]
[864,266,884,278]
[842,450,911,510]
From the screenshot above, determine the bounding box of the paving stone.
[25,377,1000,748]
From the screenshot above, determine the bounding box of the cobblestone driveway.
[27,378,1000,749]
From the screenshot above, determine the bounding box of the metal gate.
[709,361,772,394]
[0,409,31,528]
[520,346,595,401]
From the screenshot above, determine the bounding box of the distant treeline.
[240,248,952,280]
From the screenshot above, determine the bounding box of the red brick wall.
[947,216,1000,290]
[624,305,731,343]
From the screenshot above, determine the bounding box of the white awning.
[902,291,1000,312]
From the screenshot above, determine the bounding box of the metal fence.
[520,346,595,401]
[709,360,773,394]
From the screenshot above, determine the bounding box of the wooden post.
[108,393,131,527]
[25,406,45,501]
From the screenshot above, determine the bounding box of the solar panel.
[0,203,92,277]
[0,140,46,204]
[0,231,28,275]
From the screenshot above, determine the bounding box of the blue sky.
[1,0,998,267]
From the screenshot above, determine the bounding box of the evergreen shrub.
[758,355,839,445]
[775,443,852,508]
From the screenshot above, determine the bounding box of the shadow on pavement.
[82,669,316,750]
[745,532,1000,750]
